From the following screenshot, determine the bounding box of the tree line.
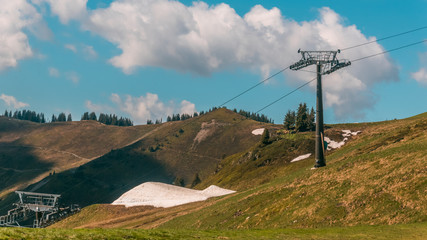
[232,108,273,123]
[81,112,133,126]
[146,107,273,125]
[283,103,315,132]
[3,109,46,123]
[2,109,133,126]
[2,106,274,126]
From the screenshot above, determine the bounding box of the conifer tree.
[67,113,72,122]
[296,103,309,132]
[89,112,97,121]
[261,128,270,145]
[58,112,66,122]
[81,112,89,120]
[283,110,296,130]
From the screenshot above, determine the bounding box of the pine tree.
[67,113,72,122]
[81,112,89,120]
[296,103,309,132]
[58,112,66,122]
[261,128,270,145]
[89,112,97,121]
[283,110,296,130]
[51,114,57,122]
[40,113,46,123]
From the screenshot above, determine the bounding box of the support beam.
[290,49,350,168]
[314,64,325,168]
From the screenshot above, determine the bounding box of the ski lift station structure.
[0,191,79,228]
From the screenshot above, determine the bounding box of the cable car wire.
[255,38,427,113]
[219,25,427,107]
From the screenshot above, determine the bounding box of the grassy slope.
[4,109,272,210]
[159,113,426,229]
[2,222,427,239]
[48,112,426,231]
[0,117,155,197]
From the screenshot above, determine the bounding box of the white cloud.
[0,0,47,71]
[85,100,115,113]
[64,44,77,53]
[48,67,60,77]
[65,71,80,84]
[411,68,427,86]
[180,100,196,115]
[86,93,197,124]
[83,45,98,59]
[33,0,88,24]
[77,2,398,120]
[0,94,29,109]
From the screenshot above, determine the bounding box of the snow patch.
[342,130,361,137]
[325,136,346,150]
[112,182,235,208]
[252,128,265,135]
[325,130,360,150]
[290,153,312,163]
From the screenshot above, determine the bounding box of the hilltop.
[0,109,275,212]
[0,117,156,212]
[51,111,427,230]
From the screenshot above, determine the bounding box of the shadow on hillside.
[33,147,174,208]
[0,143,54,215]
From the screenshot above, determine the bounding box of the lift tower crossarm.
[290,49,351,168]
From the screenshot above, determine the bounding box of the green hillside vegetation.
[48,111,426,232]
[161,114,426,229]
[0,109,273,212]
[0,117,157,213]
[2,222,427,240]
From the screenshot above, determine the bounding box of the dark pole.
[314,63,326,168]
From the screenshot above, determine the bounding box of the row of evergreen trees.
[232,109,274,123]
[81,112,133,126]
[3,106,274,126]
[2,109,133,126]
[3,109,47,123]
[283,103,315,132]
[51,113,72,122]
[150,107,273,125]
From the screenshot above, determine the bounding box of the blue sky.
[0,0,426,125]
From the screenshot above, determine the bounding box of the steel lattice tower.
[290,49,351,168]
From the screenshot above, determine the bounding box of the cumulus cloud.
[77,1,398,119]
[64,44,77,53]
[83,45,98,59]
[0,0,48,71]
[33,0,88,24]
[411,68,427,86]
[48,67,60,77]
[65,71,80,84]
[0,94,29,109]
[86,93,196,124]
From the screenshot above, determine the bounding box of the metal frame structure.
[290,49,351,168]
[0,191,79,228]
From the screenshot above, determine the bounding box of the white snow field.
[112,182,235,208]
[251,128,265,135]
[290,153,312,162]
